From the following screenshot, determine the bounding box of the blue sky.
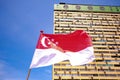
[0,0,120,80]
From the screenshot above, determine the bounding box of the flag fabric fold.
[30,30,95,69]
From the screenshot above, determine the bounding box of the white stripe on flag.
[30,47,95,68]
[30,48,68,68]
[66,47,95,66]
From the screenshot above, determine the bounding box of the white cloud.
[0,60,7,77]
[0,60,24,80]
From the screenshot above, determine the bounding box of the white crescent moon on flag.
[41,36,48,47]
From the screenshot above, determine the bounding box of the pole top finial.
[40,30,44,34]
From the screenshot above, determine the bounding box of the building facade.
[53,3,120,80]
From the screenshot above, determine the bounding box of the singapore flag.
[30,30,95,68]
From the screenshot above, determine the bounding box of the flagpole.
[26,30,43,80]
[26,69,31,80]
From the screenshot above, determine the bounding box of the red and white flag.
[30,30,95,68]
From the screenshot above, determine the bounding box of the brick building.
[53,3,120,80]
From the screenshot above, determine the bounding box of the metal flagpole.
[26,69,32,80]
[26,31,43,80]
[26,30,44,80]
